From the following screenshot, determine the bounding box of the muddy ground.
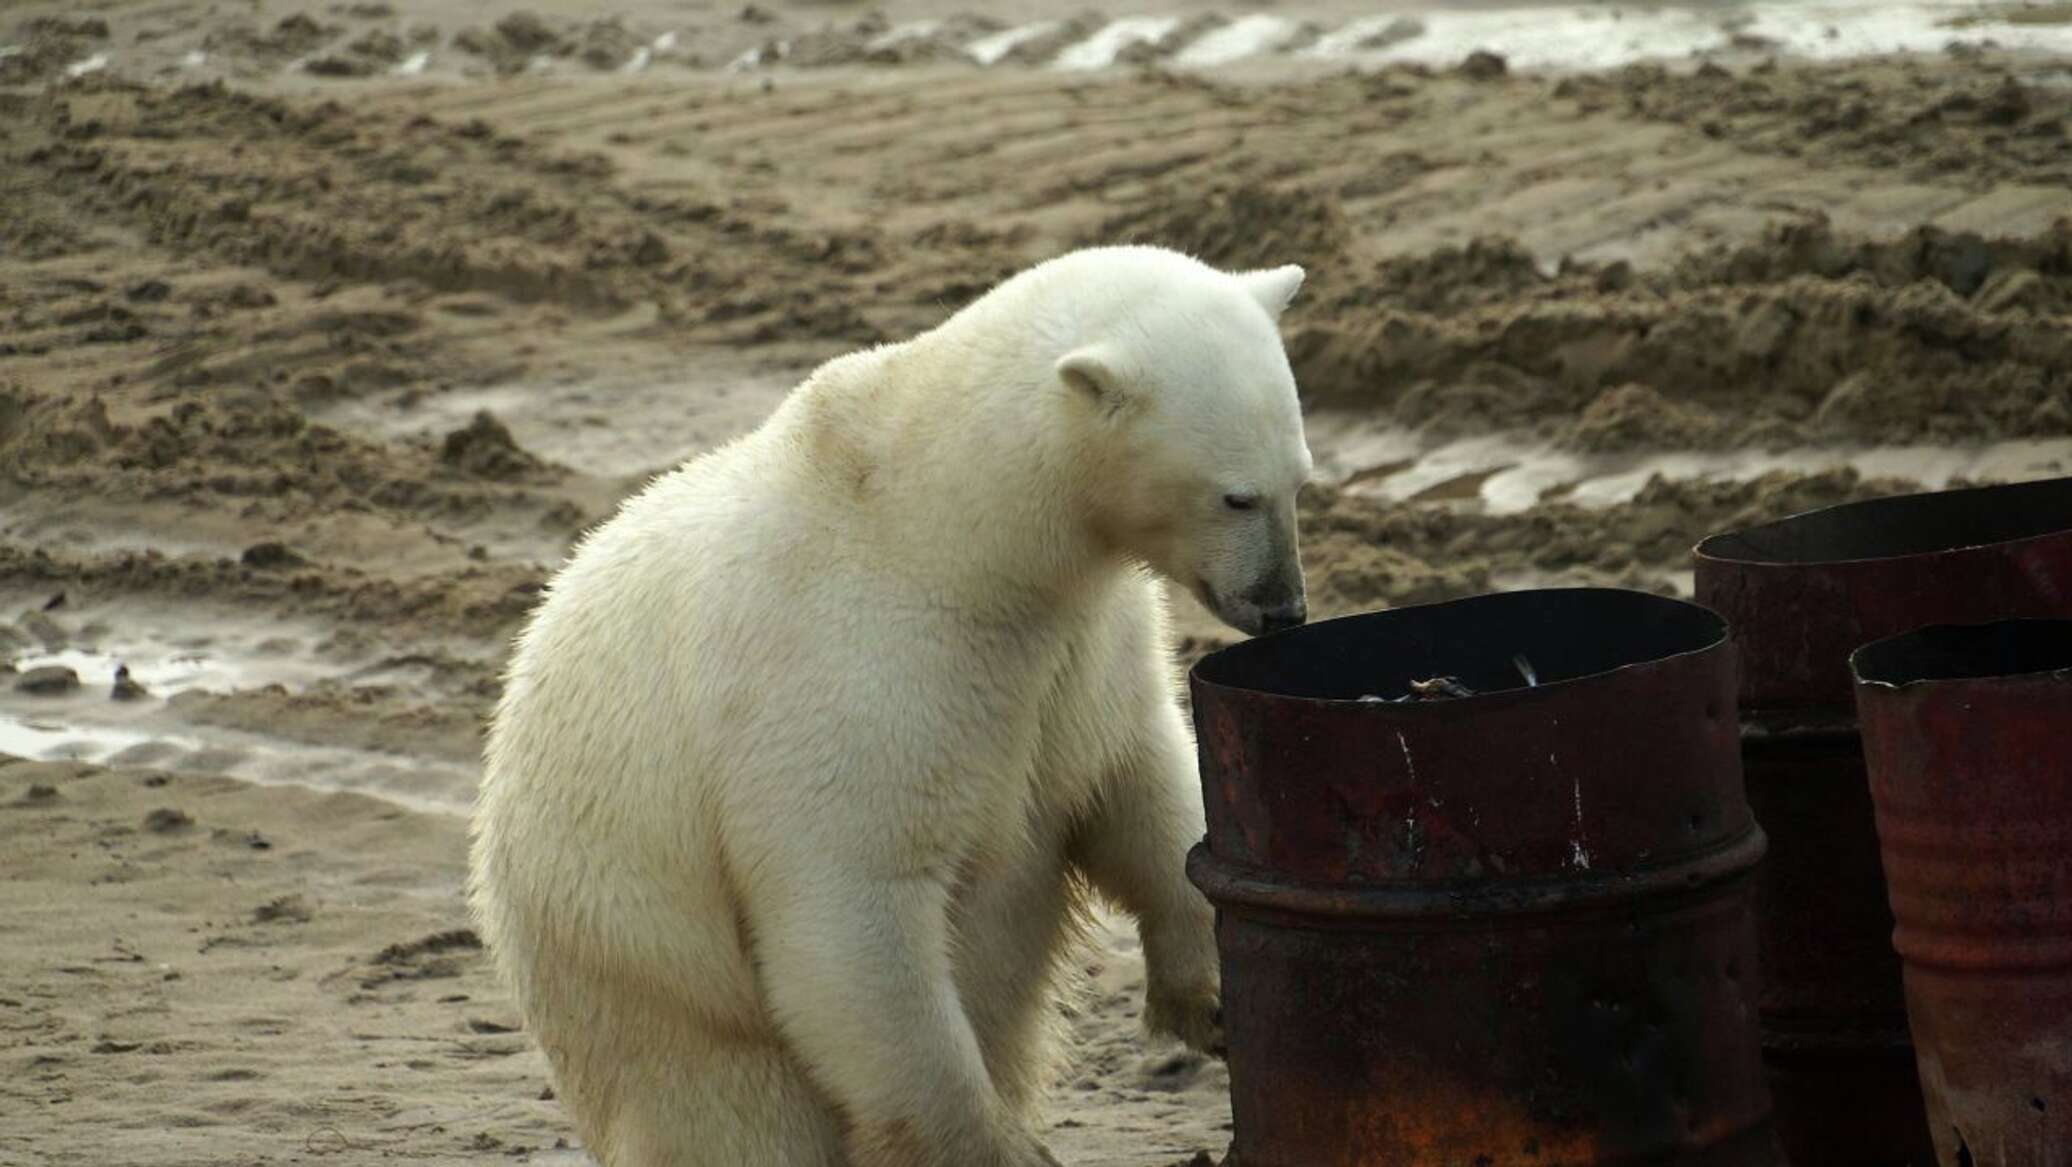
[3,1,2071,1164]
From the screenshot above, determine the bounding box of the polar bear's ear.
[1056,347,1127,414]
[1237,264,1306,320]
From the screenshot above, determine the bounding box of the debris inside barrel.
[1355,655,1538,703]
[1358,675,1477,703]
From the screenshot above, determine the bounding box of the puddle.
[43,0,2072,88]
[4,604,351,694]
[1005,1,2072,74]
[769,4,2069,82]
[16,646,278,695]
[3,600,485,815]
[1176,15,1301,67]
[1056,17,1182,70]
[871,20,946,52]
[1292,1,2072,71]
[0,708,476,815]
[969,21,1059,66]
[0,717,196,766]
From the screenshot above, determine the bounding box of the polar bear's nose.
[1258,601,1307,634]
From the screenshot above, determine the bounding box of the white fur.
[468,246,1311,1167]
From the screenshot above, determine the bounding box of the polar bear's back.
[472,434,811,1029]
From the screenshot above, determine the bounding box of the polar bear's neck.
[779,308,1123,624]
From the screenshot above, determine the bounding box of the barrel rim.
[1692,475,2072,572]
[1189,586,1728,706]
[1851,618,2072,691]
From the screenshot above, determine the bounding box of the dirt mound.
[572,19,647,70]
[1555,58,2072,191]
[0,391,117,472]
[1673,215,2072,301]
[451,12,566,73]
[0,121,106,262]
[1304,542,1497,614]
[0,387,566,531]
[202,14,344,73]
[775,11,1005,68]
[4,80,895,345]
[0,233,560,527]
[1561,384,1729,452]
[1,256,470,401]
[304,27,410,77]
[1291,217,2072,447]
[441,411,553,482]
[357,928,485,987]
[451,12,661,73]
[1299,467,1925,617]
[0,16,110,85]
[1087,181,1357,281]
[1350,237,1554,313]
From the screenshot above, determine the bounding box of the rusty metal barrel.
[1852,621,2072,1167]
[1694,476,2072,1166]
[1187,587,1781,1167]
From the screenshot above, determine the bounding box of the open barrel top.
[1853,618,2072,688]
[1191,586,1726,707]
[1696,476,2072,568]
[1188,588,1750,884]
[1693,476,2072,710]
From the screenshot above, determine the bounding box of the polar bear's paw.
[1144,980,1226,1060]
[1013,1134,1066,1167]
[849,1116,1062,1167]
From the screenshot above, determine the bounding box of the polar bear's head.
[1054,253,1312,638]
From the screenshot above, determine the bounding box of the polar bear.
[468,245,1312,1167]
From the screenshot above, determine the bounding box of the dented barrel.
[1187,588,1780,1167]
[1853,621,2072,1167]
[1695,476,2072,1166]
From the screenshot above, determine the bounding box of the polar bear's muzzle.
[1245,574,1308,636]
[1200,569,1307,639]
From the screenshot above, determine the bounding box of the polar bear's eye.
[1223,492,1260,512]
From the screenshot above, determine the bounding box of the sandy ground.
[0,758,1220,1165]
[4,0,2072,1163]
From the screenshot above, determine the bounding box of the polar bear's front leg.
[1071,702,1224,1057]
[750,866,1062,1167]
[952,845,1077,1116]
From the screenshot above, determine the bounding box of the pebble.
[15,665,79,695]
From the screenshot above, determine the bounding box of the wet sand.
[4,0,2072,1162]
